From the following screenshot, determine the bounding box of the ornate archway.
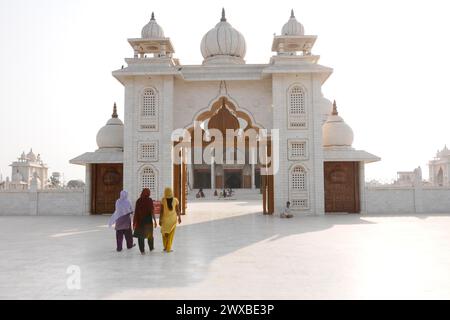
[172,96,274,215]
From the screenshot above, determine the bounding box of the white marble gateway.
[71,8,380,215]
[429,145,450,187]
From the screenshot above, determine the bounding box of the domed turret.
[323,101,354,148]
[282,10,305,36]
[438,145,450,158]
[200,8,246,64]
[96,103,124,150]
[141,12,165,39]
[272,9,316,56]
[27,149,37,162]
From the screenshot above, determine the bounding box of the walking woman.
[108,190,135,252]
[133,188,157,255]
[159,187,182,253]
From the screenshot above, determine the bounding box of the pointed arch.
[186,95,265,132]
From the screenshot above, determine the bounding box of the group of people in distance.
[196,187,234,199]
[108,187,182,255]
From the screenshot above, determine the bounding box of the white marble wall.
[0,186,448,216]
[0,189,86,216]
[365,187,450,214]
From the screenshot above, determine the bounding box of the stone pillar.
[161,76,175,198]
[123,83,136,201]
[188,164,194,191]
[310,80,325,215]
[85,164,91,215]
[250,148,256,190]
[251,163,256,190]
[160,44,167,57]
[271,75,287,214]
[359,162,366,214]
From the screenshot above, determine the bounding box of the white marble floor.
[0,200,449,300]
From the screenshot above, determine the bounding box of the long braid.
[167,198,174,211]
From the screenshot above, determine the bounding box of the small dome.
[27,149,36,162]
[200,9,246,63]
[282,10,305,36]
[141,12,165,39]
[96,103,124,150]
[323,101,354,147]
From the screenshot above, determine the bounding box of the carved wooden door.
[324,162,360,214]
[92,164,123,214]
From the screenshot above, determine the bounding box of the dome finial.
[282,9,304,36]
[142,12,164,38]
[112,102,118,118]
[332,100,339,116]
[221,8,227,22]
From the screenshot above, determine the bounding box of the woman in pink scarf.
[109,190,135,252]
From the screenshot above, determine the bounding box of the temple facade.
[8,150,48,190]
[71,9,380,215]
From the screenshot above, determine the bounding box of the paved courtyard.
[0,199,450,300]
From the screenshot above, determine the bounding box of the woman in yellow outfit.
[159,187,182,252]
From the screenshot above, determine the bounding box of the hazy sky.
[0,0,449,183]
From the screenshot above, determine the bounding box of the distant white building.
[9,149,49,190]
[429,145,450,187]
[394,167,422,186]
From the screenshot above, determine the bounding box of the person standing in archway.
[159,187,182,253]
[133,188,157,255]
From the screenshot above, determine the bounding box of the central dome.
[200,9,246,64]
[27,149,37,162]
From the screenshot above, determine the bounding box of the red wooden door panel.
[92,164,123,215]
[324,162,360,214]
